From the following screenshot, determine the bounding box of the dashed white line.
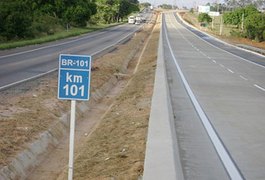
[227,68,234,74]
[240,75,248,81]
[200,52,207,56]
[254,84,265,92]
[220,64,225,68]
[212,60,216,63]
[164,17,243,180]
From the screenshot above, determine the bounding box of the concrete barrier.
[143,18,184,180]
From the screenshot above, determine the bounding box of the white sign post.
[68,100,76,180]
[58,54,91,180]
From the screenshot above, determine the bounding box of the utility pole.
[241,13,244,31]
[220,15,223,36]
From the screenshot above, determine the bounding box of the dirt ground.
[0,12,160,179]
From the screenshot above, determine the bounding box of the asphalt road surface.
[163,12,265,179]
[0,22,146,89]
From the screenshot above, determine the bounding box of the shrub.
[244,13,265,42]
[198,13,212,23]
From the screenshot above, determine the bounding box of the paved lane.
[0,24,142,89]
[174,13,265,67]
[163,12,265,179]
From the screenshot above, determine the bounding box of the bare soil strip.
[66,19,160,180]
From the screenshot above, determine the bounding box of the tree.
[223,5,258,27]
[159,4,173,9]
[198,13,212,23]
[94,0,139,24]
[62,0,97,27]
[223,8,244,27]
[140,2,151,8]
[0,1,33,39]
[224,0,265,8]
[244,12,265,41]
[223,5,265,41]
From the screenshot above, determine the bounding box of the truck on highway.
[128,16,135,24]
[135,16,142,25]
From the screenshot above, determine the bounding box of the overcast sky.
[140,0,225,8]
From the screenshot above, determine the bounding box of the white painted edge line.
[91,27,137,57]
[164,14,243,180]
[175,13,265,69]
[0,25,127,59]
[0,25,139,91]
[254,84,265,92]
[0,31,104,59]
[0,68,57,91]
[175,12,265,58]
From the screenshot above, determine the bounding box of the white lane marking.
[200,52,207,56]
[212,60,216,63]
[0,31,105,59]
[0,68,57,91]
[220,64,225,68]
[164,14,243,180]
[174,13,265,69]
[0,26,138,90]
[254,84,265,92]
[227,68,234,74]
[0,25,131,59]
[240,75,248,81]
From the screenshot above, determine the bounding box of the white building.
[198,5,210,13]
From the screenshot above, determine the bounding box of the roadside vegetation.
[0,0,146,49]
[186,1,265,43]
[223,5,265,42]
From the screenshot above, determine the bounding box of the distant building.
[208,11,220,16]
[198,5,210,13]
[258,7,265,12]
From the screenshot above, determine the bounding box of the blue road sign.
[58,54,91,101]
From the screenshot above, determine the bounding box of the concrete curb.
[0,114,69,180]
[236,44,265,56]
[143,17,184,180]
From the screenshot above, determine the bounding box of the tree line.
[223,5,265,42]
[197,0,265,42]
[0,0,139,41]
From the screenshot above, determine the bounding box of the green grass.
[0,23,121,50]
[209,16,239,36]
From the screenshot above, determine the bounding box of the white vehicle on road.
[128,16,135,24]
[135,15,142,25]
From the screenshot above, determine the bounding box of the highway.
[0,23,143,90]
[163,12,265,179]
